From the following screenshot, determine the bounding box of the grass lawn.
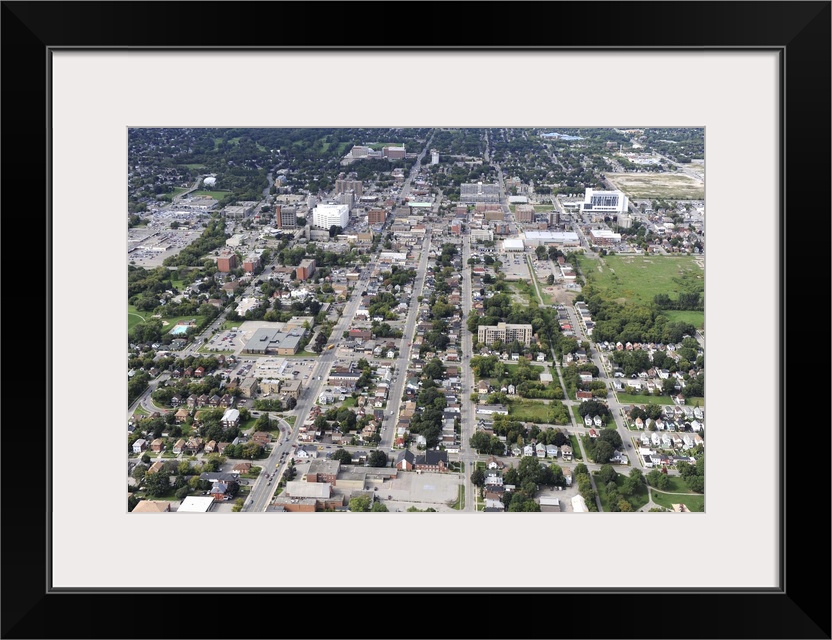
[505,363,544,376]
[617,393,704,408]
[198,345,235,355]
[577,254,703,307]
[190,189,233,199]
[650,488,705,511]
[239,418,258,433]
[181,163,207,169]
[616,393,676,406]
[594,471,650,512]
[128,305,147,330]
[569,435,583,460]
[508,400,553,423]
[221,320,245,329]
[283,415,296,426]
[452,485,465,510]
[169,187,190,198]
[341,397,357,408]
[571,405,584,426]
[133,405,149,417]
[662,310,705,330]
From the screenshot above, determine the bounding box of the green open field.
[169,187,189,197]
[128,305,146,330]
[507,400,552,423]
[577,254,703,306]
[650,488,704,512]
[190,190,233,200]
[594,471,650,512]
[662,310,705,329]
[605,172,704,200]
[181,163,207,170]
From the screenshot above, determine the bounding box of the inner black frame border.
[2,2,829,638]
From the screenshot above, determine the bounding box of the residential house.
[593,415,603,428]
[562,445,573,461]
[536,443,547,458]
[132,439,147,454]
[546,444,559,459]
[172,439,186,455]
[150,438,165,453]
[146,461,165,475]
[174,408,190,423]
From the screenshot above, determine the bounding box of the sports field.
[578,255,704,306]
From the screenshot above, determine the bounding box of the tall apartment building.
[296,258,316,281]
[461,182,501,204]
[367,208,387,225]
[217,252,238,273]
[242,256,260,273]
[514,204,535,223]
[335,179,363,199]
[383,145,406,159]
[477,322,534,347]
[275,205,298,229]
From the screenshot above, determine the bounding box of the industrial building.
[589,229,622,245]
[502,237,525,252]
[523,231,580,247]
[243,326,306,355]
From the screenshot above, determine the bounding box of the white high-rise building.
[431,149,439,165]
[312,203,349,230]
[580,188,629,215]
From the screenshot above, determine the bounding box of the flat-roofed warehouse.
[243,326,306,355]
[523,231,580,247]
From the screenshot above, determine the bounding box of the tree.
[591,440,614,464]
[574,463,588,476]
[140,453,151,465]
[332,449,352,464]
[598,464,618,485]
[546,274,555,285]
[470,468,485,487]
[368,450,388,468]
[371,501,389,512]
[143,470,171,497]
[131,464,147,483]
[329,225,343,238]
[552,431,569,447]
[348,495,372,512]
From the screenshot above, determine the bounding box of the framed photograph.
[4,1,829,638]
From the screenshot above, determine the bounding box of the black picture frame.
[3,2,829,638]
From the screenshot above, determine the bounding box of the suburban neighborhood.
[127,127,705,514]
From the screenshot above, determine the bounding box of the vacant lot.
[605,172,704,200]
[578,255,704,306]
